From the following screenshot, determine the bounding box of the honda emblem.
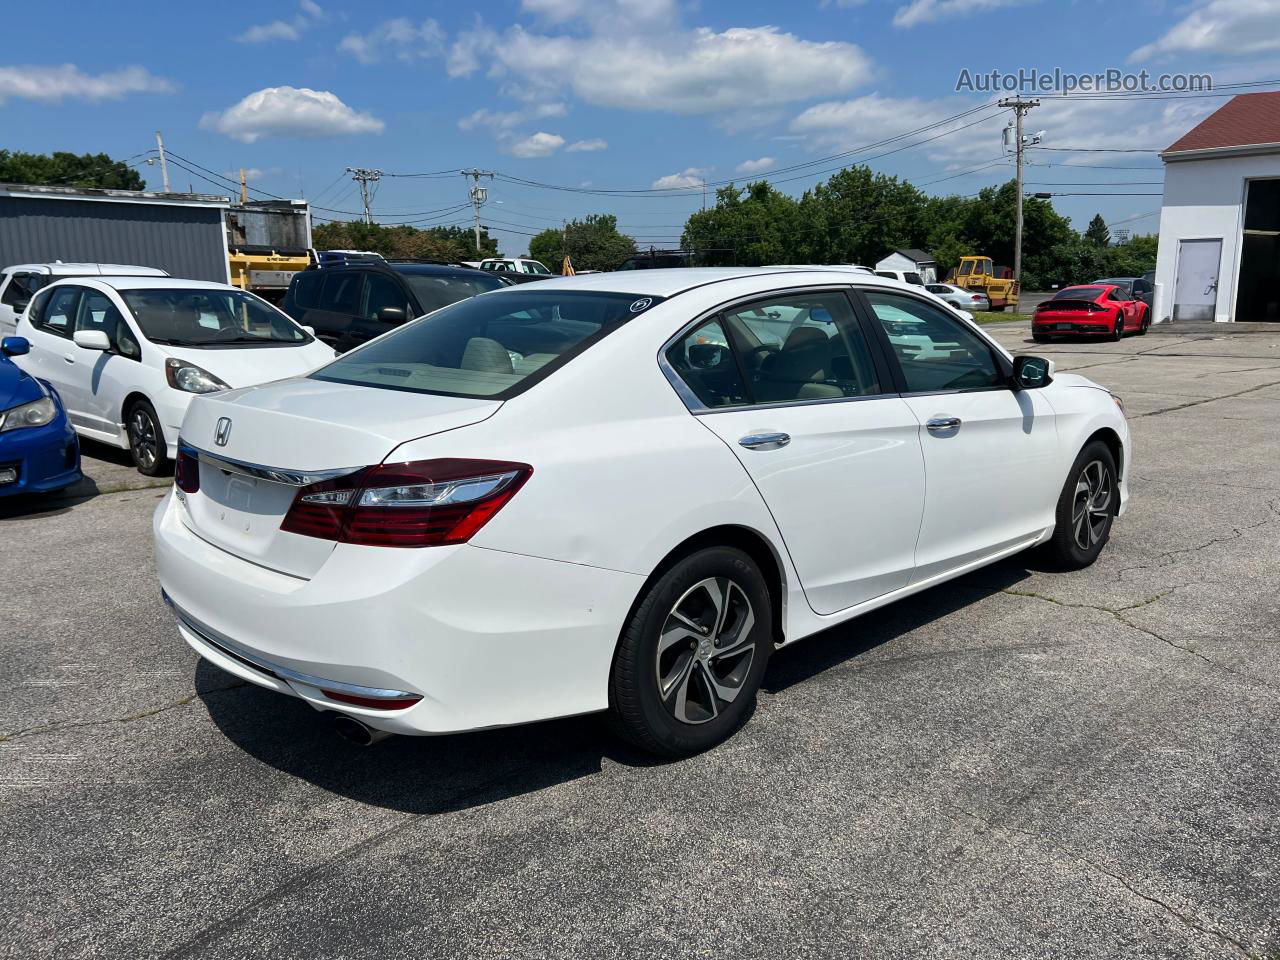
[214,417,232,447]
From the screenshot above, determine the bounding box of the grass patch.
[972,311,1031,324]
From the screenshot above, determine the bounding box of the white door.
[1173,239,1222,322]
[860,289,1061,581]
[22,286,87,422]
[70,287,143,439]
[666,290,925,615]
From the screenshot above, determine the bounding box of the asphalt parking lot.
[3,320,1279,959]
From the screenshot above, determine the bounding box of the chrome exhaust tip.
[331,713,393,746]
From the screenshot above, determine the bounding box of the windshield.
[402,272,505,314]
[1054,286,1105,300]
[313,290,664,399]
[525,260,552,275]
[120,288,308,346]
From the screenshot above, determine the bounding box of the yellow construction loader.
[951,256,1019,311]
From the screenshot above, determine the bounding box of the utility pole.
[345,167,382,224]
[154,131,170,193]
[460,169,494,253]
[998,96,1039,285]
[239,168,248,205]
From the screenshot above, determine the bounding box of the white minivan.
[0,262,168,335]
[15,277,335,475]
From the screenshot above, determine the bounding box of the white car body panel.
[14,277,335,457]
[153,268,1132,737]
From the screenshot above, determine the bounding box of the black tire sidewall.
[1047,441,1118,569]
[127,400,169,476]
[611,547,773,757]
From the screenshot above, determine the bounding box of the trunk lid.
[178,378,501,578]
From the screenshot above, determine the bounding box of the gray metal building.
[0,183,232,283]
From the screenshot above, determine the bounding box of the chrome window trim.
[163,592,419,700]
[180,440,362,487]
[656,283,898,415]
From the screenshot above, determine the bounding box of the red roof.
[1165,92,1280,155]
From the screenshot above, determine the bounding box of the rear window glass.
[1054,286,1104,300]
[312,290,663,399]
[402,271,505,314]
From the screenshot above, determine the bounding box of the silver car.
[927,282,990,312]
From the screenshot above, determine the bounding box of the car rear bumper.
[1034,319,1115,335]
[0,416,80,496]
[152,492,644,735]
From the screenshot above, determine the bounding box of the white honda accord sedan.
[154,269,1130,756]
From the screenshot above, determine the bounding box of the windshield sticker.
[630,298,653,313]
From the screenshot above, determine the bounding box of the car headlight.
[165,358,229,394]
[0,395,57,432]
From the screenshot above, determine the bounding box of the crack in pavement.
[1116,498,1280,581]
[948,804,1255,958]
[1131,379,1280,418]
[0,680,246,744]
[998,588,1273,691]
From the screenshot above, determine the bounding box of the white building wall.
[874,252,938,283]
[1155,152,1280,323]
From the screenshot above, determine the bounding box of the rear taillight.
[322,689,422,710]
[971,294,983,302]
[175,442,200,494]
[281,458,532,548]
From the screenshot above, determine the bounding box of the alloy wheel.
[129,408,158,470]
[1072,459,1113,551]
[655,577,756,725]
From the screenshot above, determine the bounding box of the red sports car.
[1032,284,1150,342]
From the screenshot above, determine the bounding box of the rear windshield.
[121,288,309,346]
[402,271,505,314]
[312,290,664,399]
[1053,286,1104,300]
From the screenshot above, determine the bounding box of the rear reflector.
[322,689,423,710]
[281,458,532,548]
[175,442,200,493]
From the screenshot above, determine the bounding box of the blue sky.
[3,0,1276,255]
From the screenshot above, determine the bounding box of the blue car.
[0,336,81,496]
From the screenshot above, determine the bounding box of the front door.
[23,286,85,423]
[858,289,1061,581]
[1173,239,1222,322]
[666,289,926,616]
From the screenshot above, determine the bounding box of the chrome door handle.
[926,417,961,432]
[739,432,791,450]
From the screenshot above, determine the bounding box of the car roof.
[44,276,238,292]
[4,262,167,276]
[516,267,929,298]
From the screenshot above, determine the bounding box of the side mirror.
[1,336,30,357]
[302,325,316,336]
[73,330,111,351]
[377,306,407,324]
[1012,355,1055,389]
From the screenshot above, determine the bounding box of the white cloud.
[0,64,174,103]
[651,167,708,189]
[736,156,777,173]
[339,18,445,64]
[510,132,565,158]
[567,138,608,152]
[448,16,872,114]
[1130,0,1280,61]
[791,94,965,150]
[237,0,324,43]
[200,86,384,143]
[221,167,268,181]
[892,0,1033,28]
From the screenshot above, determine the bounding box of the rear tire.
[1040,440,1118,570]
[1032,333,1050,343]
[609,546,773,757]
[126,400,169,477]
[1136,308,1150,335]
[1110,318,1124,341]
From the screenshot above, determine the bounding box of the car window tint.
[291,271,323,309]
[926,284,948,294]
[364,273,407,319]
[40,287,80,338]
[75,290,139,357]
[665,319,750,409]
[865,290,1003,393]
[319,272,362,313]
[2,273,34,307]
[725,292,881,404]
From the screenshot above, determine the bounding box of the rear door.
[339,270,411,351]
[0,271,38,335]
[303,270,364,349]
[669,287,925,615]
[24,286,86,421]
[857,288,1060,581]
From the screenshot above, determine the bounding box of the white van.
[0,262,169,335]
[873,269,926,287]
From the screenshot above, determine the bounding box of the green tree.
[793,166,929,265]
[1085,213,1111,247]
[529,213,635,272]
[0,149,145,190]
[310,221,497,260]
[682,181,801,266]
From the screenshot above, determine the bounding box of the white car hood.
[161,340,336,388]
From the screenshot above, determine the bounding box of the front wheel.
[126,400,169,476]
[609,546,773,757]
[1040,441,1118,570]
[1136,308,1151,335]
